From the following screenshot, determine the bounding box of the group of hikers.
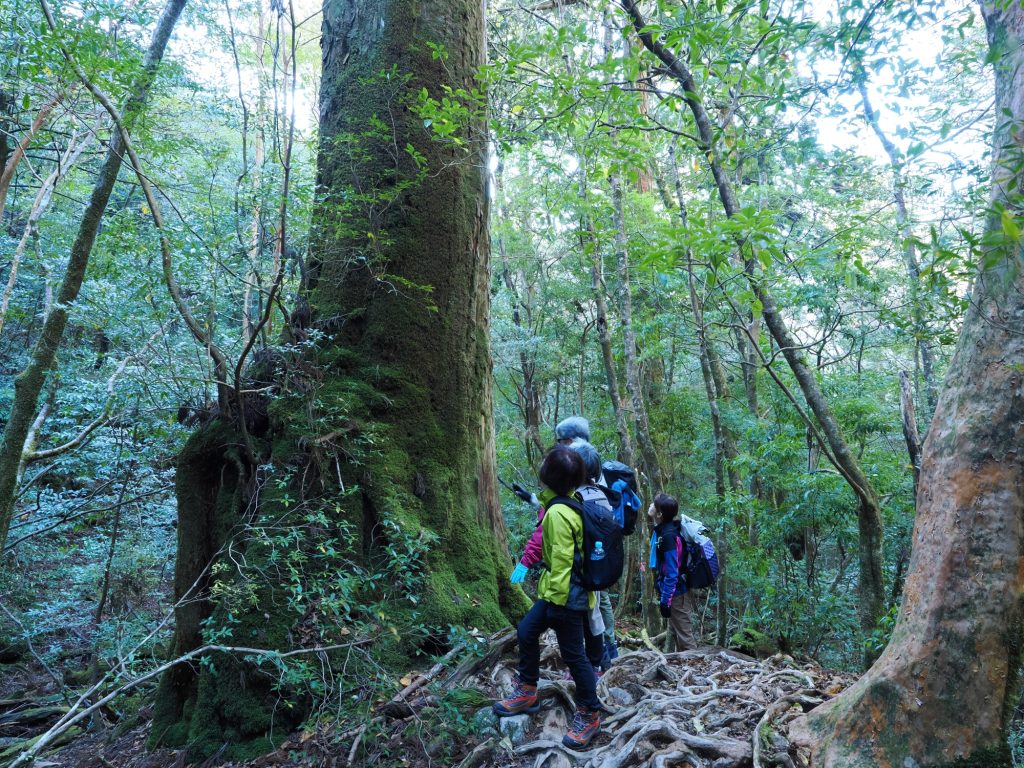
[493,416,711,750]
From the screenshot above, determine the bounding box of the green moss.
[1001,618,1024,730]
[938,744,1012,768]
[153,356,517,758]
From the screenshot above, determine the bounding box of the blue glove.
[510,563,529,584]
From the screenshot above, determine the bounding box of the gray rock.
[498,713,533,745]
[608,687,634,707]
[471,706,498,738]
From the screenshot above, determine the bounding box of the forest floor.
[0,629,854,768]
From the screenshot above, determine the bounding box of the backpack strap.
[549,495,586,585]
[549,495,583,514]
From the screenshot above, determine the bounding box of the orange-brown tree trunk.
[789,3,1024,764]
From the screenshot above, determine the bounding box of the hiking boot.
[493,676,539,716]
[562,706,601,749]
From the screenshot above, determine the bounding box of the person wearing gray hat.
[568,438,619,670]
[555,416,590,445]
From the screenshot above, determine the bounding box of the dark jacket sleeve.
[659,536,680,605]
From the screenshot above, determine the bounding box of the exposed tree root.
[470,637,853,768]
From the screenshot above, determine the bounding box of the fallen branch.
[4,640,370,768]
[378,641,465,718]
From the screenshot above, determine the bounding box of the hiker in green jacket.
[493,445,604,749]
[554,417,619,664]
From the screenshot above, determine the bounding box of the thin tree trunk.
[577,171,633,464]
[898,370,922,498]
[671,148,738,647]
[621,0,886,638]
[611,168,662,491]
[0,0,188,554]
[496,165,545,465]
[0,127,94,339]
[235,4,267,345]
[610,165,663,635]
[578,168,640,621]
[0,93,61,224]
[855,73,936,413]
[94,465,130,625]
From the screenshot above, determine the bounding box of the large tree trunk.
[789,3,1024,764]
[153,0,525,758]
[0,0,187,554]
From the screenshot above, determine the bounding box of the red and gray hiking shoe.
[562,706,601,749]
[493,677,540,716]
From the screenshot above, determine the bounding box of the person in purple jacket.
[648,493,697,650]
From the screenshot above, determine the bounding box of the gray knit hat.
[555,415,590,442]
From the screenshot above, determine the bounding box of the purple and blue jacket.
[649,520,687,607]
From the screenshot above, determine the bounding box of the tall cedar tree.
[790,1,1024,764]
[152,0,526,757]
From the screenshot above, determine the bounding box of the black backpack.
[551,495,625,591]
[601,460,642,536]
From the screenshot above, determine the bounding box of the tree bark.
[790,3,1024,764]
[0,0,187,554]
[153,0,525,756]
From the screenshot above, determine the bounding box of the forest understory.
[3,0,1023,764]
[0,627,854,768]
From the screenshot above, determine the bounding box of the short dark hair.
[654,493,678,522]
[539,445,586,496]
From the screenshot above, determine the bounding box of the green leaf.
[1001,209,1021,241]
[21,93,29,110]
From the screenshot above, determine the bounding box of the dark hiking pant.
[516,599,601,710]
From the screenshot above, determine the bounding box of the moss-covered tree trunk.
[153,0,526,758]
[789,3,1024,765]
[310,0,517,629]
